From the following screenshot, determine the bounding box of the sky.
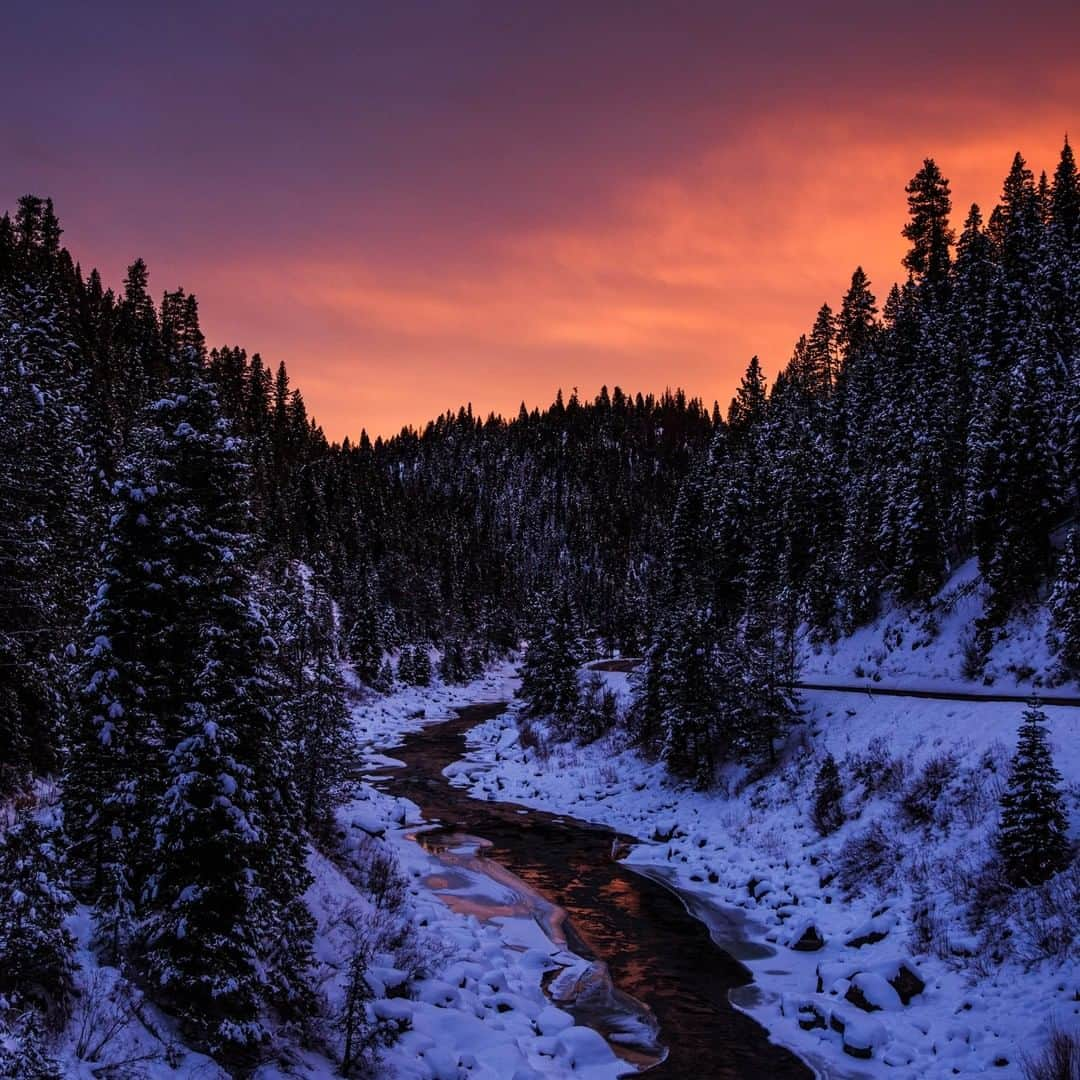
[3,1,1079,441]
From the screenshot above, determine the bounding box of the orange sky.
[4,3,1079,440]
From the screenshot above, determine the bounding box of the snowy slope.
[457,675,1080,1079]
[801,558,1078,695]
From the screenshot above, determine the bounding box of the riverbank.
[454,671,1080,1079]
[332,663,637,1080]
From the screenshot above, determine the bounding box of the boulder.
[791,923,826,952]
[844,972,902,1013]
[887,962,925,1005]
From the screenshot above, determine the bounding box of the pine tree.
[66,427,178,955]
[973,357,1059,623]
[518,591,582,736]
[836,267,878,360]
[902,158,955,298]
[375,658,395,693]
[658,605,724,786]
[345,562,384,684]
[0,813,76,1028]
[575,672,618,743]
[996,702,1071,887]
[130,359,313,1056]
[0,234,93,797]
[412,644,432,687]
[276,561,354,840]
[396,646,416,685]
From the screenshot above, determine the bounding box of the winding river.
[372,702,812,1080]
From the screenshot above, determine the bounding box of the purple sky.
[5,1,1079,437]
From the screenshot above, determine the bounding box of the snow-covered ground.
[47,623,1080,1078]
[49,663,634,1079]
[335,661,635,1080]
[801,558,1073,694]
[455,673,1080,1079]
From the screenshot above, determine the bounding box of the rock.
[845,972,902,1013]
[797,1002,828,1031]
[846,929,887,948]
[888,962,925,1005]
[536,1005,575,1036]
[653,819,677,842]
[844,1041,873,1061]
[836,1010,886,1060]
[558,1026,614,1067]
[846,912,897,948]
[791,923,826,952]
[350,810,386,837]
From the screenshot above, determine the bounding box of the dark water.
[372,703,812,1080]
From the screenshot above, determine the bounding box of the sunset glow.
[5,1,1078,439]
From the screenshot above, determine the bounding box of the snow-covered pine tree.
[66,418,182,956]
[438,634,469,684]
[996,701,1071,887]
[345,561,384,685]
[0,198,93,797]
[289,561,354,839]
[135,349,313,1057]
[375,657,395,692]
[0,812,76,1029]
[973,356,1059,626]
[412,643,432,687]
[659,605,724,786]
[517,591,582,736]
[396,646,416,685]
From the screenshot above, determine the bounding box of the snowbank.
[456,670,1080,1079]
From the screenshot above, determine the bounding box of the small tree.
[0,814,76,1028]
[996,702,1071,887]
[412,645,432,687]
[339,912,397,1077]
[575,673,618,744]
[396,647,416,686]
[373,659,395,694]
[518,592,582,735]
[811,754,845,836]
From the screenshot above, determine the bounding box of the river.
[372,701,812,1080]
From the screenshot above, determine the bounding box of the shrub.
[837,821,898,894]
[347,836,408,913]
[847,736,906,798]
[337,909,403,1078]
[900,752,960,828]
[1022,1023,1080,1080]
[573,673,619,744]
[1010,863,1080,964]
[71,969,143,1066]
[516,716,551,761]
[811,754,845,836]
